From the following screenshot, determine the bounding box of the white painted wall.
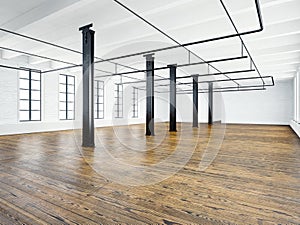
[291,71,300,137]
[0,59,169,135]
[222,78,294,125]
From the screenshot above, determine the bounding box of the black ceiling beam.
[151,75,274,88]
[174,84,273,94]
[220,0,265,85]
[115,69,256,86]
[95,55,247,78]
[45,0,264,75]
[177,87,266,94]
[0,64,41,73]
[0,27,153,80]
[112,0,239,86]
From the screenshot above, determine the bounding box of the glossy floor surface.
[0,123,299,224]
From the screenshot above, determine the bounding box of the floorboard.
[0,123,299,224]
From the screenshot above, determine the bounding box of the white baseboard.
[290,120,300,138]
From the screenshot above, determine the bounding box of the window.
[115,84,123,118]
[59,74,75,120]
[19,69,41,122]
[95,80,104,119]
[132,87,138,118]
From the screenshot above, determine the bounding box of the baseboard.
[290,120,300,138]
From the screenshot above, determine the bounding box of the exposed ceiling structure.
[0,0,299,87]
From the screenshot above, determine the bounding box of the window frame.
[59,74,75,120]
[114,84,123,118]
[19,69,42,122]
[95,80,104,119]
[132,87,138,118]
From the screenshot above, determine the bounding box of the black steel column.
[168,64,177,132]
[208,82,213,125]
[79,24,95,147]
[192,75,199,128]
[145,54,155,136]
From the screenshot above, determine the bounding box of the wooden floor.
[0,123,299,224]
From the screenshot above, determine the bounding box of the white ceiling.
[0,0,299,83]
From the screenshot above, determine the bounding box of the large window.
[59,74,75,120]
[132,87,138,118]
[114,84,123,118]
[95,80,104,119]
[19,69,41,122]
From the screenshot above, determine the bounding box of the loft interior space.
[0,0,299,224]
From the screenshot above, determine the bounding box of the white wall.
[222,79,294,125]
[0,59,169,135]
[291,71,300,137]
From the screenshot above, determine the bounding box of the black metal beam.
[0,64,41,73]
[177,83,273,94]
[80,24,95,147]
[97,55,247,78]
[208,83,213,125]
[220,0,265,85]
[145,54,155,136]
[93,0,263,65]
[177,87,266,94]
[111,0,240,86]
[43,0,264,75]
[192,75,199,128]
[169,65,177,132]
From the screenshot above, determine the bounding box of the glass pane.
[19,89,29,99]
[31,91,40,100]
[59,102,66,111]
[99,104,104,111]
[19,79,29,89]
[68,111,74,120]
[68,94,74,102]
[67,84,74,93]
[68,102,74,110]
[31,72,40,80]
[59,75,66,83]
[68,76,75,85]
[31,101,40,110]
[31,111,41,121]
[59,111,66,120]
[19,100,29,110]
[19,111,29,121]
[19,71,29,79]
[59,84,66,93]
[31,80,40,90]
[59,93,66,101]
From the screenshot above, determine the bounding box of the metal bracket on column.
[208,82,213,125]
[168,64,177,132]
[144,53,155,136]
[192,75,199,128]
[79,23,95,147]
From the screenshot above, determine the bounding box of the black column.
[208,82,213,125]
[192,75,198,128]
[79,24,95,147]
[145,54,155,136]
[168,64,177,132]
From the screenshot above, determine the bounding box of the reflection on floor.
[0,123,299,224]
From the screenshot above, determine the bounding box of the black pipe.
[220,0,264,85]
[96,55,247,78]
[112,0,239,86]
[43,0,264,74]
[150,75,274,88]
[177,87,266,94]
